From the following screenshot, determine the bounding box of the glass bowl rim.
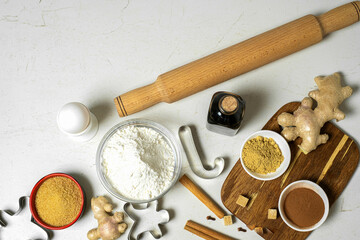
[96,118,182,204]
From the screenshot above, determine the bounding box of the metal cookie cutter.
[123,200,169,240]
[0,196,49,240]
[179,125,225,179]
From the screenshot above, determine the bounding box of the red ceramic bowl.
[30,173,85,230]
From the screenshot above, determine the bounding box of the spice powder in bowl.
[242,136,284,174]
[30,173,84,230]
[278,180,329,231]
[240,130,290,181]
[284,188,325,228]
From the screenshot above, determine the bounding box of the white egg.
[57,102,90,134]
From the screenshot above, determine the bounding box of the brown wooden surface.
[221,102,359,240]
[114,2,360,117]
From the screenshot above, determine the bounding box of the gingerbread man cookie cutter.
[123,200,169,240]
[0,196,49,240]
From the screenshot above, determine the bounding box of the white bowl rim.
[96,118,182,203]
[239,130,291,181]
[278,180,330,232]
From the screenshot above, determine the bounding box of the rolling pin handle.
[317,1,360,36]
[114,82,164,117]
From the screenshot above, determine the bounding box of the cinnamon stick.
[184,225,218,240]
[179,174,226,219]
[184,220,236,240]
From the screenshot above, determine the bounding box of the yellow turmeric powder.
[242,136,284,174]
[35,176,82,227]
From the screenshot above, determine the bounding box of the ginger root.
[277,72,352,154]
[87,196,127,240]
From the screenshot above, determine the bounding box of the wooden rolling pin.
[114,2,360,117]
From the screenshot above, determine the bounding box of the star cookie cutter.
[0,196,49,240]
[123,200,169,240]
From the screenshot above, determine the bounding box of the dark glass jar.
[206,91,246,136]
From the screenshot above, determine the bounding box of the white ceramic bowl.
[240,130,291,181]
[96,119,182,203]
[278,180,329,232]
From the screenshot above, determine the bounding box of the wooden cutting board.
[221,102,359,240]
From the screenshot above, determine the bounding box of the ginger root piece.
[278,73,352,154]
[87,196,127,240]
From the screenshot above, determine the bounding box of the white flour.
[102,125,175,200]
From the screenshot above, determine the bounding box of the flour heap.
[102,125,175,200]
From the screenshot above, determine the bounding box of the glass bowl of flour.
[96,118,182,203]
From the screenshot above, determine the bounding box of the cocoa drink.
[284,187,325,228]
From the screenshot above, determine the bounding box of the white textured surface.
[0,0,359,239]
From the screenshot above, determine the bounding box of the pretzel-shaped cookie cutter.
[178,125,225,179]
